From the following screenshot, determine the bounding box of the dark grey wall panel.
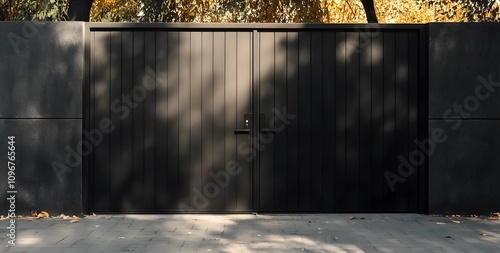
[0,22,84,215]
[429,120,500,214]
[429,23,500,118]
[0,119,82,215]
[0,22,84,118]
[428,23,500,214]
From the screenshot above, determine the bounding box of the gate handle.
[234,129,251,134]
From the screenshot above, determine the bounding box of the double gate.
[85,24,427,213]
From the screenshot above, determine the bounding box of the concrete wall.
[0,22,84,215]
[428,23,500,214]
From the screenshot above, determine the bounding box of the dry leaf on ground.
[58,214,71,220]
[36,211,49,219]
[70,215,80,223]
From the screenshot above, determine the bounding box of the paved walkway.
[1,213,499,253]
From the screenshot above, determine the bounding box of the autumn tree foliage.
[0,0,68,20]
[1,0,499,23]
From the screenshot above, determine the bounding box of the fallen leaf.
[451,220,460,224]
[32,212,38,217]
[69,215,80,223]
[36,211,49,219]
[92,213,97,217]
[349,216,356,220]
[480,232,488,236]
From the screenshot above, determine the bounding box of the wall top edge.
[86,22,426,30]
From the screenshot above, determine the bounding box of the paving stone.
[2,214,500,252]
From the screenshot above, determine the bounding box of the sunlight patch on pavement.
[17,237,40,245]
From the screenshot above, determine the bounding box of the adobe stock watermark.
[7,22,42,54]
[51,66,166,183]
[180,107,297,210]
[6,136,17,246]
[385,74,500,192]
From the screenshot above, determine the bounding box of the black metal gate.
[86,24,426,213]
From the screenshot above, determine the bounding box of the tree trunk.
[361,0,378,23]
[67,0,94,21]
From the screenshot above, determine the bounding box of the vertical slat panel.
[371,31,385,211]
[298,32,311,211]
[383,32,397,209]
[395,32,409,210]
[212,32,226,210]
[236,32,252,210]
[310,31,323,210]
[89,31,95,210]
[178,31,191,209]
[274,32,287,210]
[417,28,427,214]
[132,31,145,210]
[225,32,238,210]
[201,31,214,210]
[334,32,347,210]
[143,31,156,210]
[109,31,122,211]
[286,32,299,211]
[322,31,335,210]
[155,31,169,210]
[359,30,372,210]
[259,32,275,210]
[121,31,134,211]
[408,31,419,211]
[166,31,180,210]
[345,32,360,210]
[93,31,110,210]
[190,32,203,210]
